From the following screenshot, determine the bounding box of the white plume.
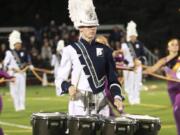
[9,30,22,50]
[126,20,138,41]
[68,0,99,29]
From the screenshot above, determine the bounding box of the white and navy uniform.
[55,38,123,116]
[122,41,146,105]
[3,49,30,111]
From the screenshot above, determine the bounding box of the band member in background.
[121,21,146,105]
[51,40,65,96]
[3,30,31,111]
[144,38,180,135]
[55,0,124,116]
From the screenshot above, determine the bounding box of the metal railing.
[143,46,158,66]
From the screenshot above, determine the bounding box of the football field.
[0,80,177,135]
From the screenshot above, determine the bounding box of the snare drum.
[123,114,161,135]
[68,115,101,135]
[31,112,67,135]
[101,116,136,135]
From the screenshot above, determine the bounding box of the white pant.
[9,72,26,111]
[68,91,110,117]
[123,66,142,105]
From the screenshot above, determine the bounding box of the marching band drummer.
[3,30,31,111]
[55,0,124,116]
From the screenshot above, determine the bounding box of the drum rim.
[122,114,161,123]
[31,112,67,120]
[68,115,99,121]
[103,116,136,124]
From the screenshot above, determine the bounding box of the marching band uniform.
[55,0,124,116]
[0,95,2,113]
[0,63,14,113]
[51,40,65,96]
[144,39,180,135]
[55,38,124,116]
[3,30,30,111]
[122,21,146,105]
[165,56,180,135]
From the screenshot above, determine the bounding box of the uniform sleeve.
[3,51,12,69]
[106,48,124,100]
[55,47,72,94]
[51,54,56,67]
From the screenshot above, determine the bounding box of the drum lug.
[60,120,63,128]
[114,123,117,133]
[92,122,95,130]
[77,121,80,130]
[150,123,155,131]
[46,120,49,128]
[126,125,130,133]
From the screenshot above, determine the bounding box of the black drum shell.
[123,114,161,135]
[68,115,102,135]
[31,112,67,135]
[101,116,137,135]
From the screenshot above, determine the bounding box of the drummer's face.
[79,26,97,41]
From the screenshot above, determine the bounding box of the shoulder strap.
[127,42,137,58]
[11,50,21,66]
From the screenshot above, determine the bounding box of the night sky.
[0,0,180,50]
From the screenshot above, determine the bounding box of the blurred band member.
[51,40,65,96]
[3,30,31,111]
[121,21,146,105]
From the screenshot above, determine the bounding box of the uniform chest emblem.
[20,52,24,57]
[135,44,140,48]
[96,48,104,57]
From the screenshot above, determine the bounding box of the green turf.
[0,80,177,135]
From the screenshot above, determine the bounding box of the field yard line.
[136,103,167,108]
[162,125,176,128]
[0,121,32,130]
[4,130,31,133]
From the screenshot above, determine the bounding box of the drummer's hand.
[68,85,77,97]
[114,98,124,112]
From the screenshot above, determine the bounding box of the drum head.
[104,116,135,124]
[32,112,67,120]
[123,114,160,123]
[68,115,99,122]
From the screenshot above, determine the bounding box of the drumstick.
[116,66,134,71]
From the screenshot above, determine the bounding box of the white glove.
[29,65,34,70]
